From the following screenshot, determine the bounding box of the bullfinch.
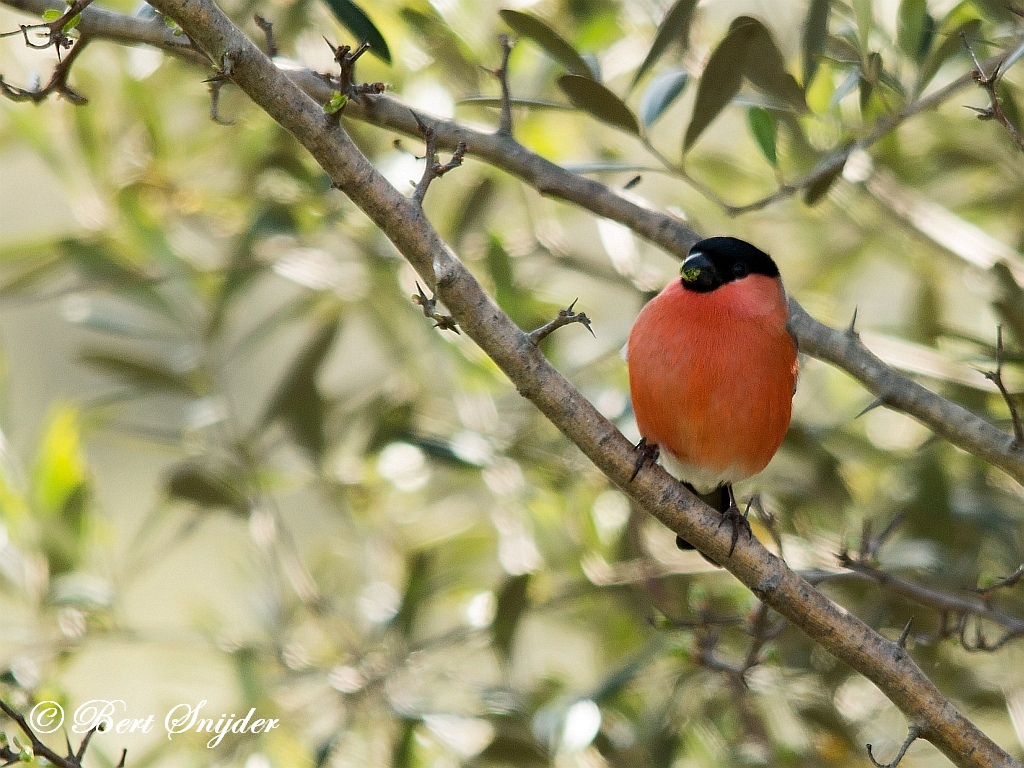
[627,237,798,558]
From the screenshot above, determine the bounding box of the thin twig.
[974,564,1024,596]
[526,298,594,345]
[493,34,514,135]
[0,33,88,103]
[253,13,275,57]
[411,116,466,204]
[980,326,1023,447]
[962,32,1024,152]
[868,725,921,768]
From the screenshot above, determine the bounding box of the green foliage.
[499,9,593,78]
[319,0,391,62]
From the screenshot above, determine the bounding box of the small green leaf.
[323,91,348,114]
[683,19,757,151]
[320,0,391,63]
[42,9,61,20]
[639,69,689,127]
[802,0,832,84]
[457,96,571,110]
[33,405,87,516]
[166,462,247,513]
[802,157,846,205]
[263,311,342,459]
[743,17,806,112]
[916,17,981,96]
[630,0,699,89]
[557,74,641,135]
[492,574,530,660]
[499,9,592,78]
[747,106,777,166]
[80,349,196,395]
[62,12,81,32]
[897,0,928,61]
[853,0,872,49]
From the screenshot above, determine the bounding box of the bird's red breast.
[627,273,797,493]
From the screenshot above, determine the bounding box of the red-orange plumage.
[628,273,797,493]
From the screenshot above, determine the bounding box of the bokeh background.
[1,0,1023,765]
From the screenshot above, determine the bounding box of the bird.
[627,236,798,559]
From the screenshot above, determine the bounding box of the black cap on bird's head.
[679,237,779,292]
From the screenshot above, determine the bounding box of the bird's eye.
[732,263,748,278]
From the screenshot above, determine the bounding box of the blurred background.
[0,0,1023,764]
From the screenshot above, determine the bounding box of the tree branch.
[110,1,1022,764]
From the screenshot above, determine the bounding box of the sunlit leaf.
[897,0,930,62]
[915,2,984,96]
[320,0,391,63]
[499,9,593,78]
[80,349,196,395]
[393,550,433,638]
[393,718,418,768]
[166,462,247,513]
[747,106,777,166]
[33,404,86,516]
[630,0,699,89]
[492,573,529,659]
[557,75,640,135]
[802,0,831,84]
[683,19,757,151]
[32,405,89,575]
[853,0,872,49]
[457,96,572,110]
[639,69,689,127]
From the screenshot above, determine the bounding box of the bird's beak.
[680,252,718,288]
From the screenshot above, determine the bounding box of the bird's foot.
[717,500,753,557]
[630,437,659,482]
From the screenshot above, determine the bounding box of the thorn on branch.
[961,32,1024,151]
[980,325,1023,447]
[526,298,594,346]
[973,564,1024,596]
[412,281,459,334]
[411,115,467,204]
[253,14,276,57]
[491,34,514,136]
[867,725,921,768]
[847,306,859,338]
[897,617,913,648]
[856,397,886,419]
